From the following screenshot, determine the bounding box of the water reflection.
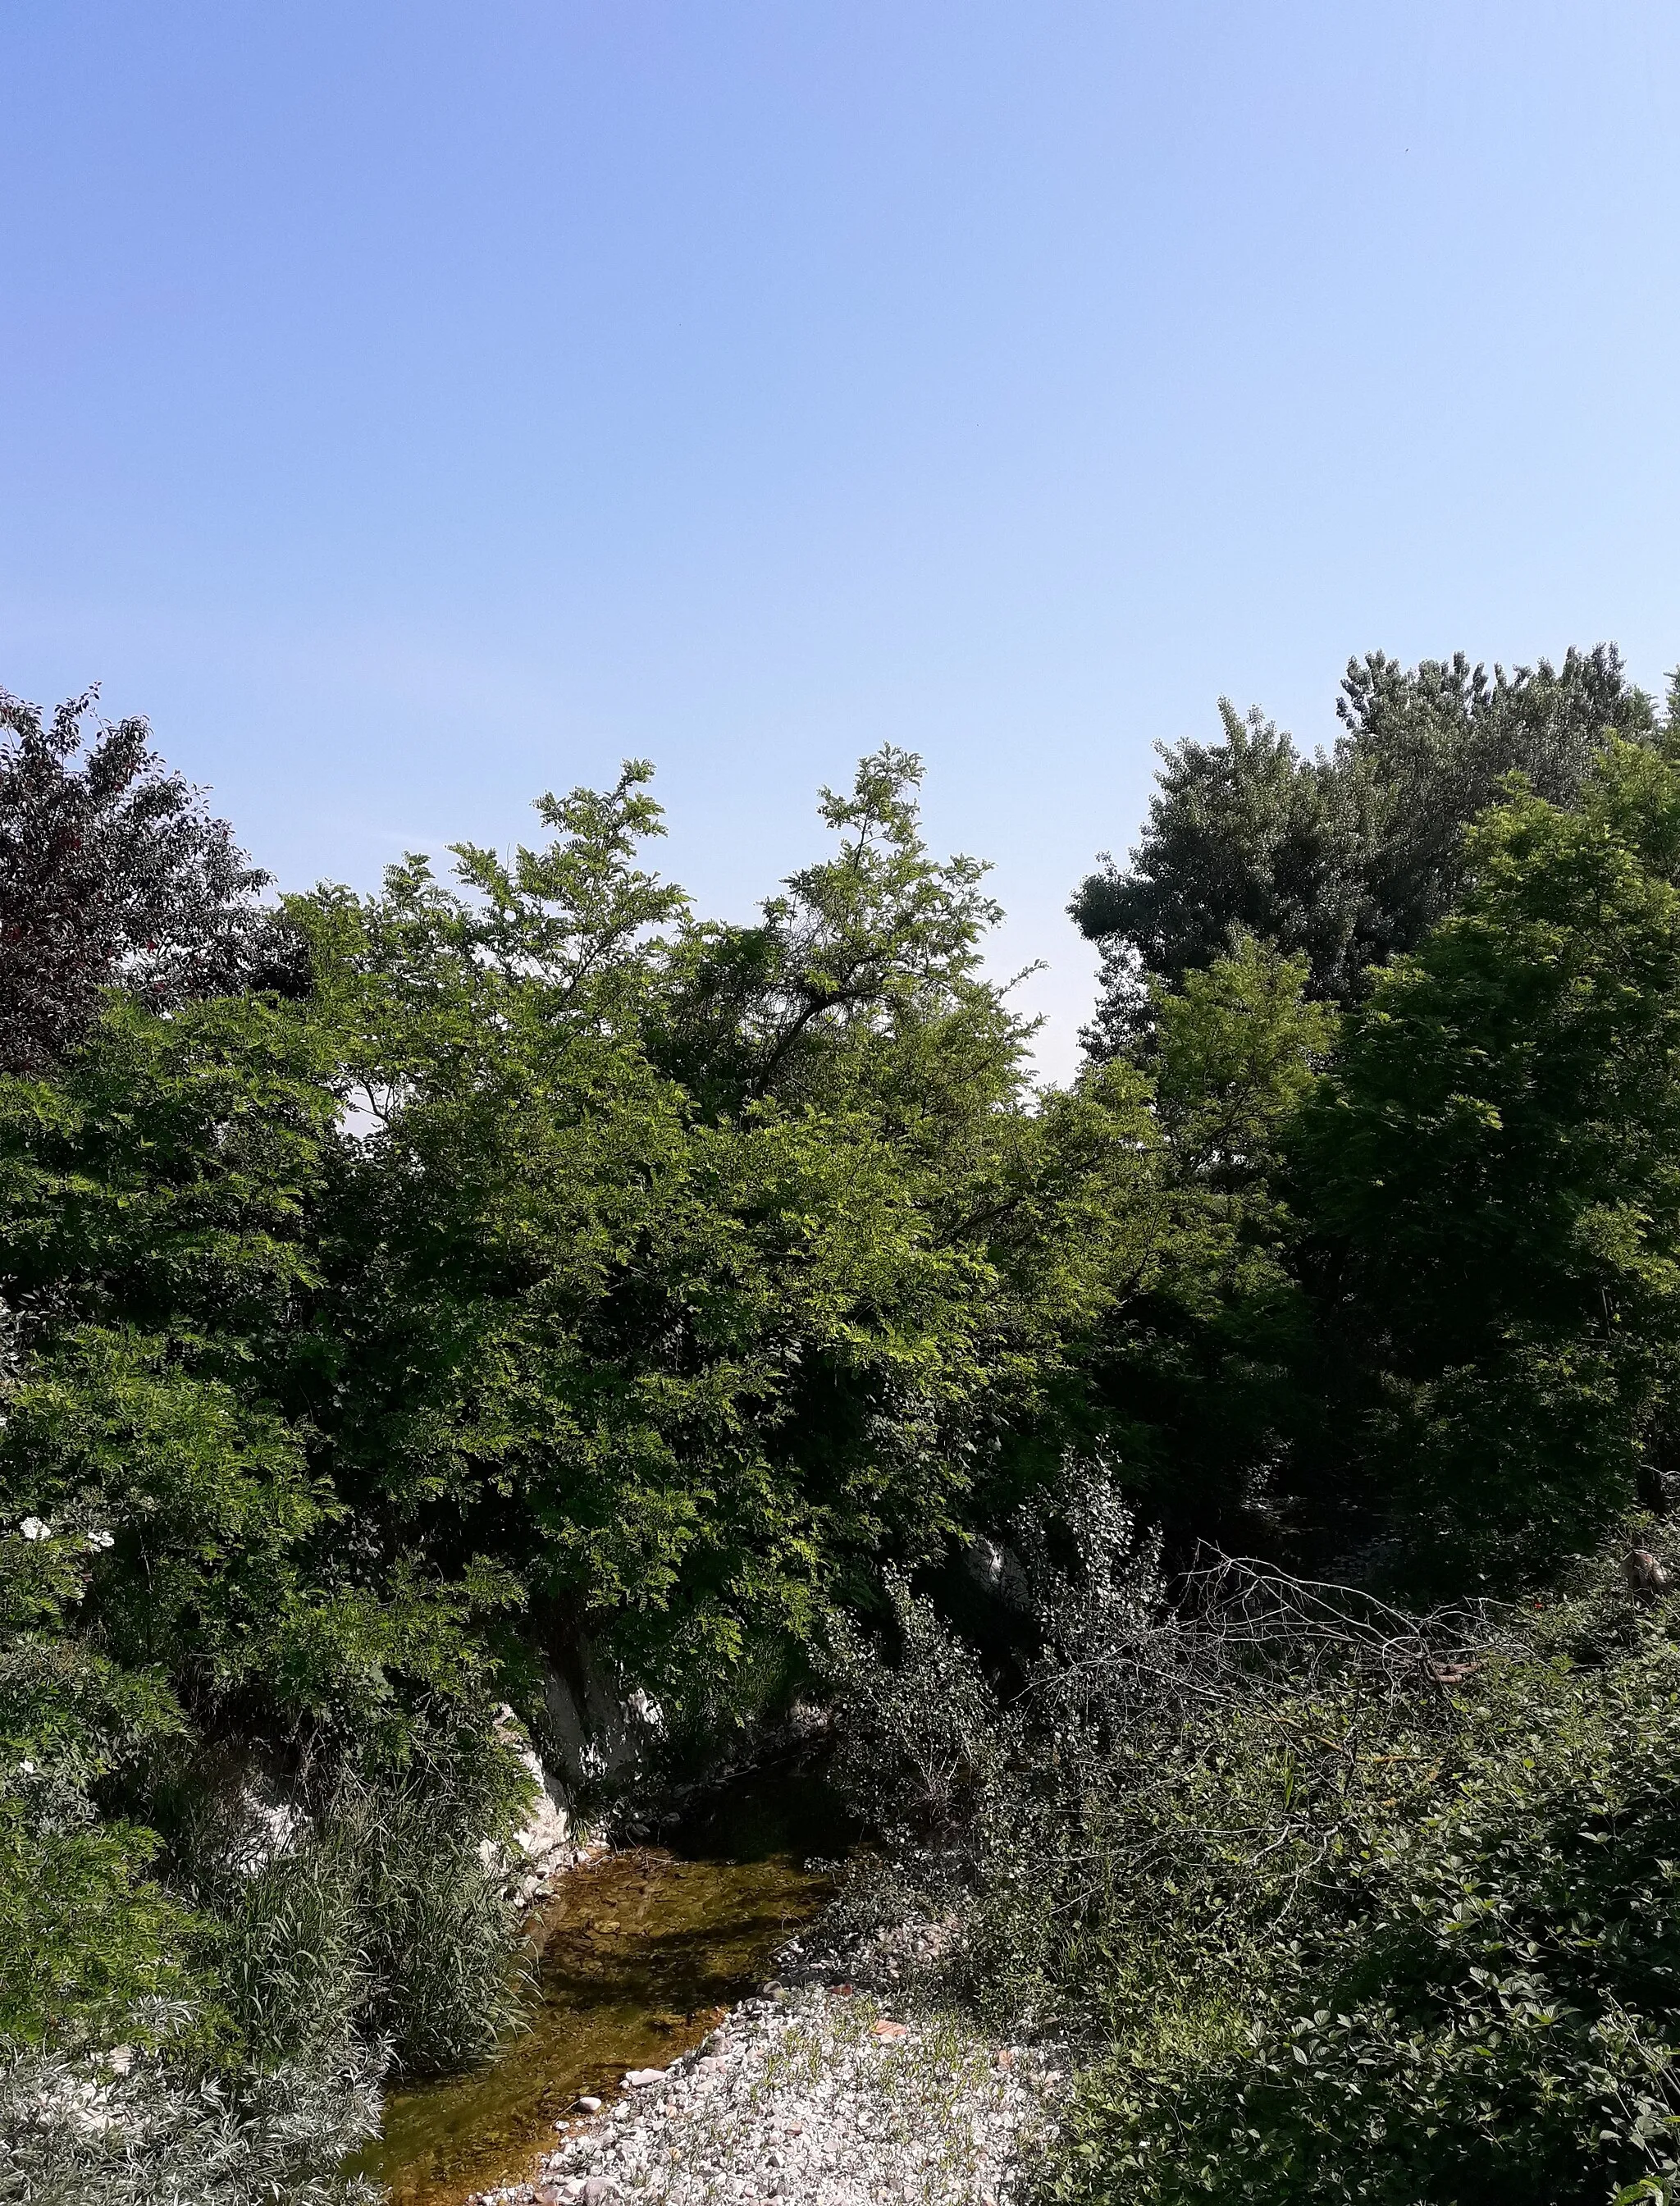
[360,1767,842,2206]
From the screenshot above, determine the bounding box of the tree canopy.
[1297,734,1680,1583]
[0,687,269,1075]
[1071,646,1650,1053]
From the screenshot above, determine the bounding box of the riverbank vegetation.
[7,646,1680,2201]
[827,1508,1680,2205]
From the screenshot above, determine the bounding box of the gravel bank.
[464,1987,1061,2206]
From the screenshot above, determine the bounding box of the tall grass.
[203,1749,536,2083]
[1,1723,536,2205]
[0,2032,381,2206]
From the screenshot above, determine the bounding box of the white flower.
[85,1529,115,1551]
[20,1516,49,1542]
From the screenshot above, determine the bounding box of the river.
[357,1766,842,2206]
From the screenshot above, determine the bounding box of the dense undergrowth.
[1,1633,532,2202]
[825,1495,1680,2205]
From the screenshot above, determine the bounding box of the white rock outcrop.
[486,1707,587,1902]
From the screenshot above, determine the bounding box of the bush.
[826,1495,1680,2205]
[0,1797,199,2050]
[345,1771,532,2077]
[194,1729,534,2083]
[0,2035,380,2206]
[1061,1591,1680,2206]
[0,1743,533,2204]
[821,1567,1002,1851]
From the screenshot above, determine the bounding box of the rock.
[624,2067,664,2086]
[541,1649,664,1794]
[577,2094,603,2113]
[486,1706,576,1900]
[1625,1547,1673,1601]
[533,1980,1059,2206]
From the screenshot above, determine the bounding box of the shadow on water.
[355,1765,846,2206]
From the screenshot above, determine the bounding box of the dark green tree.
[1296,734,1680,1585]
[0,688,271,1075]
[1073,646,1650,1053]
[1072,936,1339,1553]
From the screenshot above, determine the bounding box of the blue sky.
[4,2,1679,1078]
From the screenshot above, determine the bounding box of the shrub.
[1060,1594,1680,2206]
[0,2035,380,2206]
[821,1567,1002,1851]
[827,1494,1680,2205]
[194,1729,534,2082]
[344,1770,532,2077]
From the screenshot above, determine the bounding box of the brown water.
[358,1770,839,2206]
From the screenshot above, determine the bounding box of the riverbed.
[358,1770,840,2206]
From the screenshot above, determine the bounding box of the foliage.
[0,687,270,1076]
[13,657,1680,2204]
[1298,736,1680,1585]
[0,973,532,2187]
[1073,646,1649,1052]
[0,728,1176,2195]
[0,2036,381,2206]
[0,1502,198,2049]
[819,1566,1001,1849]
[205,1756,532,2080]
[826,1468,1475,2029]
[294,748,1166,1701]
[828,1506,1680,2206]
[1066,939,1336,1551]
[1057,1550,1680,2206]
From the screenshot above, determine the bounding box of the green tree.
[297,751,1166,1703]
[1072,937,1338,1551]
[0,981,532,2087]
[1073,646,1649,1053]
[1297,736,1680,1584]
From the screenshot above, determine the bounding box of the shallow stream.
[358,1770,840,2206]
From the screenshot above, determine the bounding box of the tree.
[295,750,1167,1706]
[0,687,268,1075]
[0,982,536,2099]
[1072,646,1650,1053]
[1295,736,1680,1585]
[0,985,514,1737]
[649,746,1014,1117]
[1072,938,1339,1553]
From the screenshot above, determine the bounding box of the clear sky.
[4,2,1678,1079]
